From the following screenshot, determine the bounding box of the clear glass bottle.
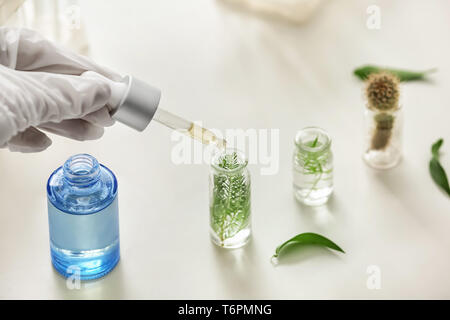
[293,127,333,206]
[209,148,251,248]
[363,106,403,169]
[47,154,120,280]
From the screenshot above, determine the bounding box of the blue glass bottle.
[47,154,120,280]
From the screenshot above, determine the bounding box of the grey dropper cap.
[111,75,161,131]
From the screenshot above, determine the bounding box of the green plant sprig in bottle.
[210,150,251,248]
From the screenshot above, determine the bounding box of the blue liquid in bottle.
[47,154,120,280]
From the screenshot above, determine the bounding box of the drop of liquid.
[270,256,279,266]
[187,123,227,149]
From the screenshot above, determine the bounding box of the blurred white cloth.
[0,27,121,153]
[2,0,89,55]
[223,0,322,23]
[0,0,25,24]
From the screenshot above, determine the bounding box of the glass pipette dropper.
[153,108,226,149]
[82,71,226,149]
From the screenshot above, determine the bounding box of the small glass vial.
[293,127,333,206]
[47,154,120,280]
[363,106,403,169]
[209,148,251,248]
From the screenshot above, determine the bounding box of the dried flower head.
[365,72,400,111]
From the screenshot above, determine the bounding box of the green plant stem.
[298,139,331,199]
[305,164,322,198]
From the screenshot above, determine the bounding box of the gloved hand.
[0,27,121,153]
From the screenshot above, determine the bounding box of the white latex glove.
[0,27,122,153]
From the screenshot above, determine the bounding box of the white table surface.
[1,0,449,299]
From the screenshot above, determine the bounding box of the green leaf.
[431,138,443,159]
[272,232,345,259]
[353,65,437,81]
[311,136,319,148]
[429,138,450,197]
[429,159,450,196]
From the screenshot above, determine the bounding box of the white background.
[0,0,449,299]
